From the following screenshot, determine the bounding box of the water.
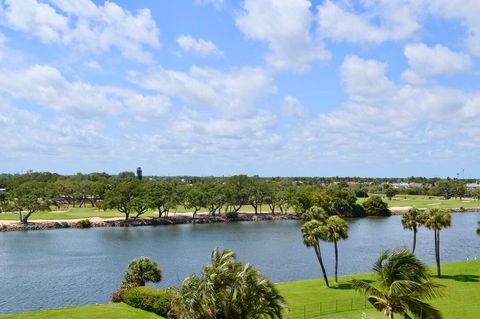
[0,213,479,314]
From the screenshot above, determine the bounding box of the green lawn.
[2,261,478,319]
[0,303,163,319]
[277,259,480,319]
[357,194,480,210]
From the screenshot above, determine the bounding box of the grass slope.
[277,260,480,319]
[0,303,163,319]
[358,195,480,210]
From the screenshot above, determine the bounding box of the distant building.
[0,188,6,192]
[466,183,480,190]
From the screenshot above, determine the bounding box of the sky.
[0,0,479,178]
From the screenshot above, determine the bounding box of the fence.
[286,297,370,319]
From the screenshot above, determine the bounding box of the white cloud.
[0,32,6,44]
[235,0,329,73]
[340,55,395,103]
[83,60,102,71]
[176,34,223,56]
[317,0,419,44]
[0,0,160,62]
[402,43,472,84]
[0,64,170,118]
[281,96,307,118]
[423,0,480,56]
[129,65,275,117]
[289,55,480,164]
[194,0,224,10]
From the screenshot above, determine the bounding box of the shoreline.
[0,207,478,232]
[0,212,301,232]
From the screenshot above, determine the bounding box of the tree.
[247,177,265,214]
[103,179,147,221]
[363,196,391,217]
[423,208,452,277]
[352,249,444,319]
[384,186,397,200]
[184,183,207,218]
[301,207,330,287]
[10,181,49,224]
[147,180,182,217]
[224,175,250,213]
[401,207,423,253]
[321,216,348,283]
[170,248,286,319]
[121,257,162,289]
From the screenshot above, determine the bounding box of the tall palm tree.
[170,248,286,319]
[422,208,452,277]
[352,249,445,319]
[401,207,423,253]
[321,215,349,283]
[301,220,330,287]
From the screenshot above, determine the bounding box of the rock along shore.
[0,213,301,232]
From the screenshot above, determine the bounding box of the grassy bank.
[358,194,480,210]
[2,260,478,319]
[0,303,164,319]
[277,259,480,318]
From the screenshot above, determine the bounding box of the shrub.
[110,288,126,303]
[362,196,391,217]
[225,211,238,220]
[76,219,92,228]
[122,286,174,317]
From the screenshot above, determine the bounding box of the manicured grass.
[277,260,480,319]
[0,303,163,319]
[357,194,480,210]
[1,261,478,318]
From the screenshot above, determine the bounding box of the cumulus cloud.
[0,64,170,118]
[317,0,419,44]
[0,0,160,62]
[129,65,275,117]
[290,55,480,164]
[236,0,329,73]
[281,96,308,118]
[402,43,472,84]
[176,34,223,56]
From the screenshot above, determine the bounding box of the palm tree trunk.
[412,226,417,254]
[436,230,441,277]
[314,244,330,288]
[334,240,339,283]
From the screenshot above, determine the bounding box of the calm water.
[0,213,479,314]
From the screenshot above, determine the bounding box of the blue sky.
[1,0,480,178]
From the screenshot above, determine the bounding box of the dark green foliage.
[171,248,286,319]
[76,219,92,228]
[122,286,174,317]
[352,249,445,319]
[362,196,391,217]
[122,257,162,289]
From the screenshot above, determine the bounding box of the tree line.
[0,171,475,224]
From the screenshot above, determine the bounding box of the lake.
[0,213,479,314]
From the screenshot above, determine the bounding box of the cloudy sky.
[0,0,479,177]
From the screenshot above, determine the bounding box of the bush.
[362,196,391,217]
[225,211,238,220]
[110,288,126,303]
[122,286,174,317]
[76,219,92,228]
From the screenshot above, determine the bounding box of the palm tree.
[121,257,162,289]
[170,248,286,319]
[401,207,423,253]
[422,208,452,277]
[301,220,330,287]
[352,249,444,319]
[321,215,349,283]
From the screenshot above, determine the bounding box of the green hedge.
[121,286,174,317]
